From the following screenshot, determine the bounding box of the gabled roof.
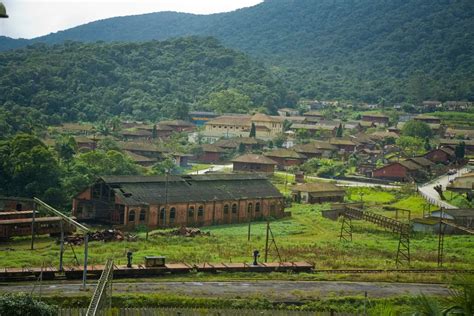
[123,150,157,163]
[264,149,306,159]
[214,137,264,149]
[206,115,252,126]
[361,113,389,119]
[398,160,423,171]
[201,144,227,153]
[100,174,283,206]
[291,182,345,193]
[251,113,284,123]
[118,141,166,153]
[232,154,277,165]
[408,157,435,167]
[121,129,152,137]
[330,138,357,146]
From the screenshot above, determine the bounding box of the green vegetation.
[0,293,56,316]
[402,120,433,139]
[3,0,473,102]
[1,201,472,271]
[0,37,293,134]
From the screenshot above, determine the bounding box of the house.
[414,115,441,125]
[356,149,383,164]
[447,172,474,193]
[368,131,399,142]
[443,101,473,111]
[72,174,286,229]
[406,157,435,173]
[123,150,157,167]
[361,113,390,126]
[203,113,284,141]
[74,136,97,151]
[291,182,346,204]
[430,209,474,229]
[290,123,338,137]
[57,123,95,135]
[0,197,35,211]
[444,128,474,140]
[421,100,442,110]
[424,147,456,164]
[120,129,152,141]
[264,149,306,170]
[439,139,474,154]
[411,218,451,234]
[329,138,358,153]
[136,124,174,139]
[277,108,299,117]
[232,154,277,174]
[293,141,337,159]
[397,121,444,136]
[196,144,227,163]
[158,120,195,133]
[372,160,426,182]
[303,111,325,119]
[118,142,164,159]
[214,137,265,152]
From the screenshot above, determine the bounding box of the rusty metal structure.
[86,259,113,316]
[339,215,353,242]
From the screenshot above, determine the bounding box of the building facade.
[72,175,286,229]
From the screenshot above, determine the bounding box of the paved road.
[193,164,232,175]
[0,281,449,300]
[418,168,471,209]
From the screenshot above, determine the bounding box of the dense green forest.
[0,37,294,134]
[2,0,473,102]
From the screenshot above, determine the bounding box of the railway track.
[0,262,472,282]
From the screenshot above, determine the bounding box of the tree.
[336,123,343,137]
[249,123,256,138]
[424,138,432,151]
[0,134,62,202]
[402,120,433,139]
[396,136,425,158]
[205,89,254,114]
[151,157,179,175]
[55,136,77,162]
[455,142,466,160]
[238,142,246,153]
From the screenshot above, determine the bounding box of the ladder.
[86,259,114,316]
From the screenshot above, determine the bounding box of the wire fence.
[58,308,354,316]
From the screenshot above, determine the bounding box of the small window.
[247,203,253,213]
[198,205,204,217]
[232,204,237,214]
[128,210,135,222]
[139,209,146,222]
[188,206,195,217]
[255,202,260,212]
[170,207,176,224]
[224,204,229,214]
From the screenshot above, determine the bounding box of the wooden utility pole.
[264,219,270,263]
[30,207,36,250]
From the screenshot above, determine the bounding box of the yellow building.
[202,113,284,141]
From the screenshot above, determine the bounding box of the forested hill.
[1,0,473,102]
[0,37,294,131]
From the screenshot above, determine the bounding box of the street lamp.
[0,2,8,18]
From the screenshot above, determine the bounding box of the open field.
[0,200,472,274]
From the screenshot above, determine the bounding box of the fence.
[58,308,354,316]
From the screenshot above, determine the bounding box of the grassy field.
[1,201,472,272]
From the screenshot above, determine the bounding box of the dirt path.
[0,281,449,300]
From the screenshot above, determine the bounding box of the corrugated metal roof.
[100,174,282,206]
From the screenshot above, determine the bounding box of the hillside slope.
[1,0,473,102]
[0,37,292,128]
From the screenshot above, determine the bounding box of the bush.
[0,293,57,316]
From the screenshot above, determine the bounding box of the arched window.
[160,208,166,224]
[139,209,146,222]
[255,202,261,212]
[223,204,229,214]
[247,203,253,213]
[198,205,204,217]
[128,210,135,222]
[169,208,176,224]
[231,204,237,214]
[188,206,195,218]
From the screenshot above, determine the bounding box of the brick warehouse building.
[72,174,286,229]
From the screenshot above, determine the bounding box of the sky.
[0,0,263,39]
